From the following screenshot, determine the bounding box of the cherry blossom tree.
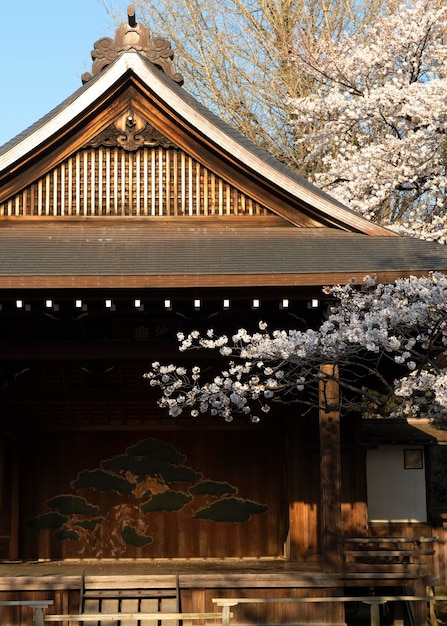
[146,273,447,423]
[108,0,387,171]
[290,0,447,241]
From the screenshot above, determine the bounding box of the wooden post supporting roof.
[319,364,343,573]
[319,364,345,625]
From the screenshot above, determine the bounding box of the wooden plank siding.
[17,429,288,561]
[0,590,77,626]
[0,147,271,219]
[3,400,373,565]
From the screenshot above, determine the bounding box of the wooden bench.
[41,611,229,625]
[0,600,53,626]
[213,594,447,626]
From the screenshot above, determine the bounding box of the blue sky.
[0,1,130,145]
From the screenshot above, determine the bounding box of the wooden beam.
[0,340,203,361]
[0,269,435,290]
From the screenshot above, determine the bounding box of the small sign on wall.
[404,448,424,469]
[366,445,427,522]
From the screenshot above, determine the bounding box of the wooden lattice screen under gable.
[0,146,271,218]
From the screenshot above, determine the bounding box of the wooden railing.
[79,570,180,614]
[343,536,438,580]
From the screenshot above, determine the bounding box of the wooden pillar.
[319,364,343,573]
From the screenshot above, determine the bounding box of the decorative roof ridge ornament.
[81,5,184,85]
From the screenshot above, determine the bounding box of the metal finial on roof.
[81,4,184,85]
[127,4,137,28]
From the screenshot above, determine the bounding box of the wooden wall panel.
[19,430,286,560]
[287,415,320,561]
[0,147,271,219]
[0,433,19,560]
[341,446,368,538]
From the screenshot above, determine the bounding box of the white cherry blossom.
[146,273,447,423]
[290,0,447,239]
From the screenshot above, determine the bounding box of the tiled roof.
[0,224,445,279]
[362,418,444,444]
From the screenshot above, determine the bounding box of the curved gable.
[0,50,394,234]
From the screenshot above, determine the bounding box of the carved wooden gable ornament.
[84,111,176,152]
[81,5,184,85]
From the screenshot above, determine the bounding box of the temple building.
[1,7,447,625]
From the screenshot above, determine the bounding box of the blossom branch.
[145,274,447,423]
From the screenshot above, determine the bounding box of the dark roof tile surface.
[0,225,445,277]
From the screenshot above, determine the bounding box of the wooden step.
[344,550,413,558]
[345,564,419,573]
[343,572,420,579]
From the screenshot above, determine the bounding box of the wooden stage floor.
[0,558,334,591]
